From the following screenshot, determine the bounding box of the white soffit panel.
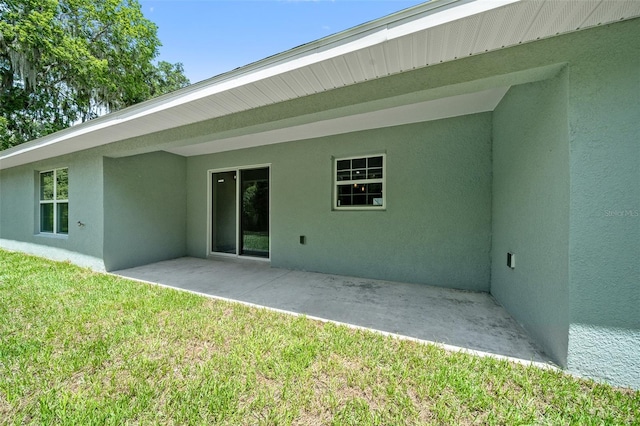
[2,0,640,169]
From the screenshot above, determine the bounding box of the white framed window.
[334,154,385,210]
[39,168,69,234]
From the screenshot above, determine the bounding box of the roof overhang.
[1,0,639,169]
[166,87,510,157]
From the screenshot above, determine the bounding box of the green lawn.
[0,250,638,425]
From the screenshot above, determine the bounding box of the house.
[1,0,638,389]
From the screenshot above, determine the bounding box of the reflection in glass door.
[211,171,237,254]
[211,167,269,259]
[240,168,269,258]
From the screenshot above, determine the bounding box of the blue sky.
[139,1,426,84]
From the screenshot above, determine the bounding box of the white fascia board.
[0,116,123,162]
[0,0,520,169]
[124,0,520,119]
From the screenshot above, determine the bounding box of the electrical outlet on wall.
[507,252,515,269]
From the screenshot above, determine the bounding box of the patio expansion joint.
[235,268,294,298]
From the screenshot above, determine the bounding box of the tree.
[0,0,190,149]
[148,60,190,99]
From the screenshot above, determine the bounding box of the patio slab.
[113,256,552,366]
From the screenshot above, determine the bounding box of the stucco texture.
[103,152,187,271]
[491,73,570,367]
[564,20,640,389]
[187,114,493,291]
[0,152,105,267]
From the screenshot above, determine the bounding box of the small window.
[39,168,68,234]
[334,154,385,209]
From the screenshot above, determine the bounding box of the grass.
[243,232,269,252]
[0,249,638,425]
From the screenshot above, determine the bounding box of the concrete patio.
[114,256,553,367]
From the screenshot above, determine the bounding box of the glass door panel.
[240,168,269,258]
[212,171,237,254]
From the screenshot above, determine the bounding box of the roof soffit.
[1,0,639,169]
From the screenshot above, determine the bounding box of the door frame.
[207,164,271,261]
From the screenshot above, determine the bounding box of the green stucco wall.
[0,153,105,269]
[486,18,639,388]
[103,152,187,271]
[564,19,640,389]
[491,74,570,367]
[187,114,493,290]
[0,150,188,272]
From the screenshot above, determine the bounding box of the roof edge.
[1,0,471,162]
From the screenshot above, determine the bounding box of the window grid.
[40,168,68,234]
[334,154,385,210]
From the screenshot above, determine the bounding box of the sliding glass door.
[211,166,270,259]
[211,171,237,254]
